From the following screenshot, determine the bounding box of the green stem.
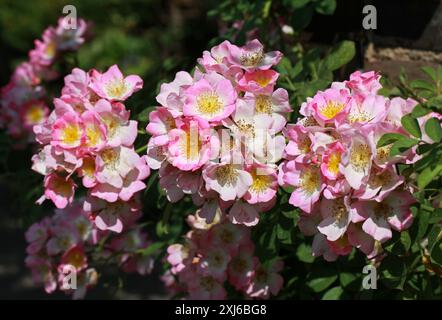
[136,145,147,154]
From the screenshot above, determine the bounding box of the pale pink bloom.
[317,197,357,241]
[228,200,260,226]
[203,162,253,202]
[29,28,57,66]
[227,243,257,290]
[228,39,282,71]
[323,178,351,199]
[327,235,353,257]
[94,146,141,188]
[197,246,231,282]
[320,141,345,180]
[312,233,338,261]
[58,245,87,272]
[167,118,218,171]
[20,100,48,129]
[77,156,97,188]
[94,99,137,147]
[210,222,251,255]
[186,208,222,230]
[243,163,278,204]
[283,124,313,162]
[345,70,382,101]
[89,65,143,101]
[84,196,140,233]
[237,70,279,94]
[25,256,57,294]
[244,88,291,133]
[188,275,227,300]
[91,155,149,202]
[25,221,49,255]
[310,88,352,126]
[183,72,237,122]
[167,244,190,274]
[347,223,375,256]
[46,225,79,255]
[43,173,76,209]
[51,112,84,149]
[344,94,386,126]
[385,97,417,127]
[246,260,283,299]
[12,62,40,86]
[159,163,185,202]
[197,40,243,80]
[341,131,375,189]
[55,17,88,51]
[145,138,166,170]
[352,191,415,242]
[156,71,193,117]
[61,68,90,100]
[354,166,404,201]
[81,110,107,151]
[32,145,80,176]
[146,107,176,146]
[279,160,324,213]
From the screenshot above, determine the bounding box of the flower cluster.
[279,70,418,261]
[164,210,283,299]
[146,39,291,226]
[25,199,153,299]
[0,17,89,146]
[31,65,148,233]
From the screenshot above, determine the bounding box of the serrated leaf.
[401,114,421,138]
[410,79,435,92]
[421,66,437,82]
[324,40,355,71]
[424,117,442,142]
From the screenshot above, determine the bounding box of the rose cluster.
[31,64,149,233]
[279,70,418,261]
[163,210,283,299]
[25,199,153,299]
[145,39,291,227]
[0,17,89,146]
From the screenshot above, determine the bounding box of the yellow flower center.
[350,143,372,172]
[349,110,371,123]
[330,198,347,220]
[62,124,82,146]
[240,49,264,67]
[105,80,126,98]
[26,104,45,124]
[255,95,272,114]
[376,145,392,163]
[254,74,271,87]
[101,149,119,169]
[197,91,223,116]
[298,116,319,127]
[65,250,84,269]
[374,202,391,218]
[179,129,201,161]
[215,165,238,186]
[81,157,96,177]
[327,152,341,175]
[320,102,345,119]
[86,125,102,147]
[44,41,56,58]
[250,169,271,193]
[300,168,321,194]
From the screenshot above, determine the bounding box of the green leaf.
[324,40,355,71]
[421,66,437,82]
[401,114,421,138]
[296,243,315,263]
[376,133,407,148]
[411,104,431,118]
[315,0,336,15]
[380,255,407,289]
[321,286,344,300]
[417,163,442,189]
[424,117,442,142]
[137,242,164,256]
[390,137,419,156]
[137,106,155,122]
[306,270,338,293]
[290,5,314,31]
[410,79,435,92]
[284,0,311,9]
[339,272,358,290]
